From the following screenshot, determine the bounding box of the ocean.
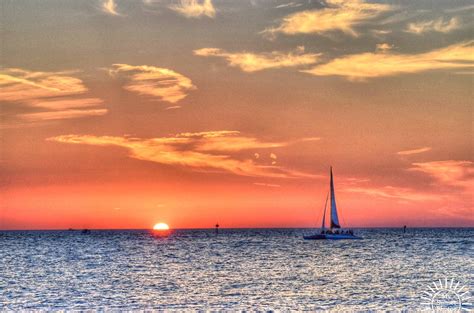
[1,228,472,310]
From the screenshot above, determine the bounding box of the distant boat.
[304,167,361,240]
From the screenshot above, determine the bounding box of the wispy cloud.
[406,17,461,34]
[109,64,196,103]
[191,133,287,151]
[0,68,106,122]
[194,47,320,72]
[302,41,474,80]
[19,109,108,122]
[170,0,216,18]
[29,98,104,110]
[397,146,432,156]
[445,4,474,13]
[102,0,120,16]
[274,2,303,9]
[0,69,87,102]
[343,160,473,206]
[253,182,281,188]
[376,43,393,52]
[409,160,473,189]
[48,131,319,178]
[263,0,391,37]
[344,185,441,202]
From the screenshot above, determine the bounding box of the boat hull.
[303,233,362,240]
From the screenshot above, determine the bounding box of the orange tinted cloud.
[189,131,287,151]
[0,68,106,122]
[342,160,472,212]
[346,160,473,202]
[376,43,393,52]
[0,68,87,101]
[29,98,104,110]
[102,0,120,16]
[253,182,281,188]
[194,47,320,72]
[303,41,474,80]
[48,131,319,178]
[397,146,432,156]
[409,160,473,189]
[170,0,216,18]
[109,64,196,103]
[19,109,108,122]
[343,185,441,202]
[263,0,391,37]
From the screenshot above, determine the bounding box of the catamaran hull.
[303,234,362,240]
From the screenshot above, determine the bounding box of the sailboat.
[304,167,361,240]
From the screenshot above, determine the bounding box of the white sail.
[330,167,341,229]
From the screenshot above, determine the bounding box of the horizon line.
[1,226,473,231]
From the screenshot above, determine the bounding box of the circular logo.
[421,278,472,311]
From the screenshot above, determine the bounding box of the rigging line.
[314,197,322,228]
[322,191,329,229]
[314,190,328,228]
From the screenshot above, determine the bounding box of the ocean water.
[1,228,472,310]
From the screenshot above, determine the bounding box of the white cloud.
[275,2,303,9]
[406,17,461,34]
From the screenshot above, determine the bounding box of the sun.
[153,222,170,231]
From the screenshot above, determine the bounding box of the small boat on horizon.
[304,167,362,240]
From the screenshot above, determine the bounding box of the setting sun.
[153,223,170,231]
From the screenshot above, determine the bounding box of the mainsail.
[329,167,341,229]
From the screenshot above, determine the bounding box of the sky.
[0,0,473,230]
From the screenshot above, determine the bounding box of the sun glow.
[153,222,170,231]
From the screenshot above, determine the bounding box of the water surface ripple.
[1,228,472,310]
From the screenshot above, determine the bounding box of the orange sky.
[0,0,473,229]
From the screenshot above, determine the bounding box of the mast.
[321,192,329,229]
[330,167,341,229]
